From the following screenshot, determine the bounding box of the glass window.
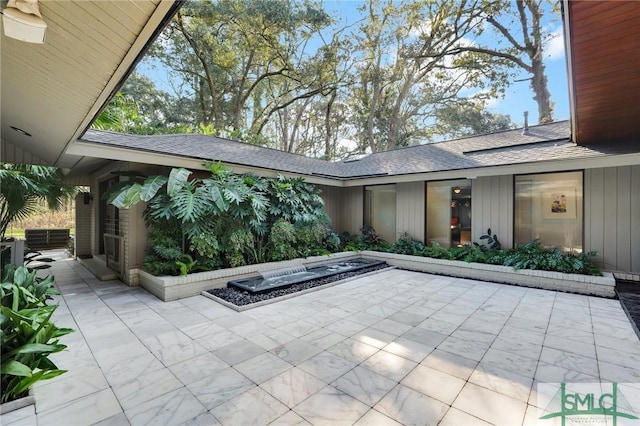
[515,171,583,252]
[364,185,396,242]
[426,180,471,248]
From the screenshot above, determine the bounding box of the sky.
[138,0,570,129]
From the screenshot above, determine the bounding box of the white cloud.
[545,28,565,60]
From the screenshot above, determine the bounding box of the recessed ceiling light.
[10,126,32,137]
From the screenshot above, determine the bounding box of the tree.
[451,0,557,123]
[350,0,511,152]
[0,164,76,240]
[433,101,514,139]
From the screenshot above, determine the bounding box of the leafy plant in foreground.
[1,266,73,403]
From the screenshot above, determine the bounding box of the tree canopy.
[95,0,562,158]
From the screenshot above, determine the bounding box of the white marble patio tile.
[0,405,36,426]
[269,410,311,425]
[439,407,492,426]
[234,351,293,384]
[212,339,266,365]
[402,363,465,405]
[594,333,640,354]
[213,312,255,329]
[124,387,207,426]
[421,348,478,380]
[416,318,460,335]
[480,347,539,378]
[142,330,208,366]
[260,367,327,408]
[92,340,152,369]
[169,352,229,385]
[347,311,385,327]
[36,388,121,426]
[210,386,289,426]
[592,321,638,340]
[271,339,323,365]
[382,336,435,363]
[323,318,369,337]
[375,384,449,426]
[332,365,396,406]
[112,367,182,410]
[364,303,403,319]
[498,325,547,345]
[539,346,599,377]
[187,366,254,410]
[352,327,396,349]
[437,336,491,362]
[360,350,417,382]
[469,363,533,403]
[543,334,597,359]
[387,310,426,326]
[402,327,449,347]
[293,385,369,426]
[450,328,498,344]
[300,328,347,350]
[92,412,130,426]
[353,409,402,426]
[101,350,165,387]
[305,311,344,327]
[598,360,640,384]
[490,335,543,360]
[595,344,640,370]
[326,338,379,364]
[458,318,504,335]
[178,412,221,426]
[32,366,109,412]
[452,382,527,426]
[533,363,600,386]
[298,351,357,383]
[180,321,227,340]
[276,320,317,338]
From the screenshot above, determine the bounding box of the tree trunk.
[530,56,553,124]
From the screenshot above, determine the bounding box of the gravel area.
[206,263,388,306]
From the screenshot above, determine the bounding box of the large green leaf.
[167,168,192,196]
[139,175,168,202]
[15,343,62,355]
[111,183,140,208]
[1,360,32,377]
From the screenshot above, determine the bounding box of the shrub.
[1,265,73,403]
[389,233,425,256]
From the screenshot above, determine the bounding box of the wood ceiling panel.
[568,1,640,145]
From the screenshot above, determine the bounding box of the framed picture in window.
[543,187,576,220]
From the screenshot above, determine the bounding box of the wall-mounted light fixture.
[453,187,462,194]
[3,0,47,44]
[83,193,93,205]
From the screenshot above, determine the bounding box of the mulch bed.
[206,264,388,306]
[616,280,640,340]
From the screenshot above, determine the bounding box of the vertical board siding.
[319,185,342,231]
[396,182,425,241]
[585,165,639,274]
[472,175,514,247]
[338,186,364,235]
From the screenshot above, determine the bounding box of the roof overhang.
[0,0,182,169]
[563,0,640,146]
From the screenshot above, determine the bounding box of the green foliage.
[111,164,333,275]
[1,266,73,403]
[503,240,601,276]
[0,163,77,240]
[388,233,426,256]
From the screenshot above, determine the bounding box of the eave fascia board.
[57,0,182,166]
[342,152,640,186]
[66,140,342,187]
[562,0,578,144]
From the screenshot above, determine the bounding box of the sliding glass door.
[426,180,472,248]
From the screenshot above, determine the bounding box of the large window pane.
[515,171,583,252]
[426,180,471,248]
[364,185,396,242]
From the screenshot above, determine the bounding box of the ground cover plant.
[109,163,339,276]
[341,227,602,276]
[1,265,73,403]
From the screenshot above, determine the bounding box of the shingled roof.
[80,121,637,180]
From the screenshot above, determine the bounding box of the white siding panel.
[472,175,514,247]
[319,185,342,231]
[342,187,364,235]
[396,182,425,241]
[585,166,639,274]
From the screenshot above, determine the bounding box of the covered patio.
[2,257,639,425]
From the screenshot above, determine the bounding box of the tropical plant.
[388,233,426,256]
[108,163,332,274]
[475,228,501,250]
[0,163,77,241]
[1,265,73,403]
